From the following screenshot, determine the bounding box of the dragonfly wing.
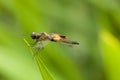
[58,38,79,45]
[32,40,49,49]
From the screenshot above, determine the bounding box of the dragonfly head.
[31,32,40,39]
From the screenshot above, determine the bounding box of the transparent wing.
[32,40,49,56]
[57,38,79,45]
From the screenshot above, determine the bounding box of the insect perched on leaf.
[31,32,79,48]
[29,32,79,56]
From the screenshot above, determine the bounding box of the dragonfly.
[29,32,79,56]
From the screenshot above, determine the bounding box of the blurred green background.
[0,0,120,80]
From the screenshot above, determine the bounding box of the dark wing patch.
[60,35,67,38]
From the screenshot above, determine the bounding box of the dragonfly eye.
[31,32,37,39]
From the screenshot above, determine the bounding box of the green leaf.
[24,38,54,80]
[101,31,120,80]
